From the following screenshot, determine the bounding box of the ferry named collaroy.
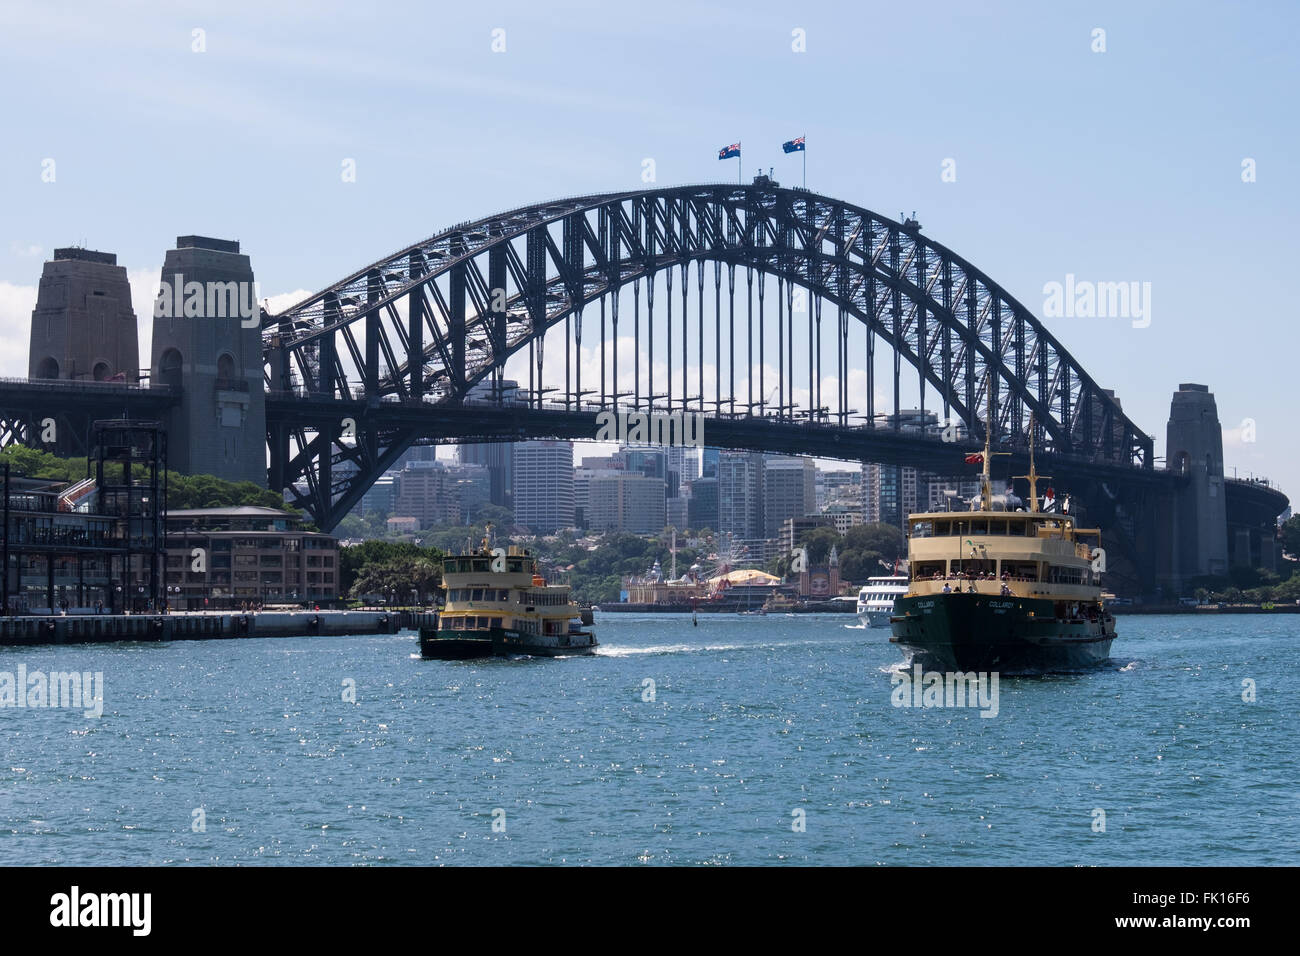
[889,387,1117,672]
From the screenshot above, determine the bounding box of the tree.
[339,540,444,595]
[842,523,906,562]
[349,557,441,603]
[1279,516,1300,560]
[839,549,885,584]
[0,446,295,513]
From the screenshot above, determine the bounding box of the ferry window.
[990,520,1007,536]
[911,520,933,538]
[472,589,484,601]
[970,520,988,535]
[935,521,952,536]
[491,617,502,628]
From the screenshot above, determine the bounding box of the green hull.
[419,625,597,659]
[889,592,1115,672]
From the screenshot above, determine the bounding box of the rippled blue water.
[1,613,1296,865]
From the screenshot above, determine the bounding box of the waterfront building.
[1,420,167,614]
[163,506,339,607]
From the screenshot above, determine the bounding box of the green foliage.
[1279,516,1300,559]
[0,446,294,514]
[348,555,442,603]
[339,540,444,596]
[766,522,903,584]
[839,549,886,583]
[0,445,88,481]
[519,531,706,604]
[842,523,906,562]
[335,511,392,540]
[165,473,292,512]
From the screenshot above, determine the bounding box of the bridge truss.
[264,180,1154,530]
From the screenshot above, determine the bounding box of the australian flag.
[718,142,741,160]
[782,136,805,153]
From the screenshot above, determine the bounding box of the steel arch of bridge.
[265,181,1153,528]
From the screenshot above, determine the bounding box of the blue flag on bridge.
[782,136,805,153]
[718,142,741,160]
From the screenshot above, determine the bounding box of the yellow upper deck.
[903,510,1104,600]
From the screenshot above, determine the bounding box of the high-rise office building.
[763,456,817,538]
[394,461,459,528]
[458,379,521,510]
[701,448,720,478]
[717,451,765,540]
[688,476,718,531]
[512,440,574,534]
[574,465,622,530]
[586,474,666,534]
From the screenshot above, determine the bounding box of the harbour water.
[1,613,1295,865]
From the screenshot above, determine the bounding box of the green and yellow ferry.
[889,403,1117,673]
[419,539,596,659]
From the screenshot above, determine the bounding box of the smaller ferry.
[856,575,910,627]
[419,536,596,659]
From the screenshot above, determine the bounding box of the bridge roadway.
[266,392,1179,490]
[0,379,1285,555]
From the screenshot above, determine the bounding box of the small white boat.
[856,575,909,627]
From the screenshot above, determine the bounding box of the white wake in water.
[598,637,857,658]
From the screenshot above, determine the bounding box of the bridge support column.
[1159,383,1229,594]
[149,236,267,485]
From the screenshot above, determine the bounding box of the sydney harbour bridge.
[3,178,1288,597]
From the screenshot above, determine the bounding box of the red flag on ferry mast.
[964,453,983,464]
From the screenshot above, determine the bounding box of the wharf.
[0,610,404,647]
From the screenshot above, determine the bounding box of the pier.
[0,610,402,647]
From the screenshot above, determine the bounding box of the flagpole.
[802,135,806,188]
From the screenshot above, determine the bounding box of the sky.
[1,0,1296,491]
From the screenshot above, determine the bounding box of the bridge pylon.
[149,236,267,485]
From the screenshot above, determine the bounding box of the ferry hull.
[857,609,894,628]
[889,593,1115,672]
[419,626,597,659]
